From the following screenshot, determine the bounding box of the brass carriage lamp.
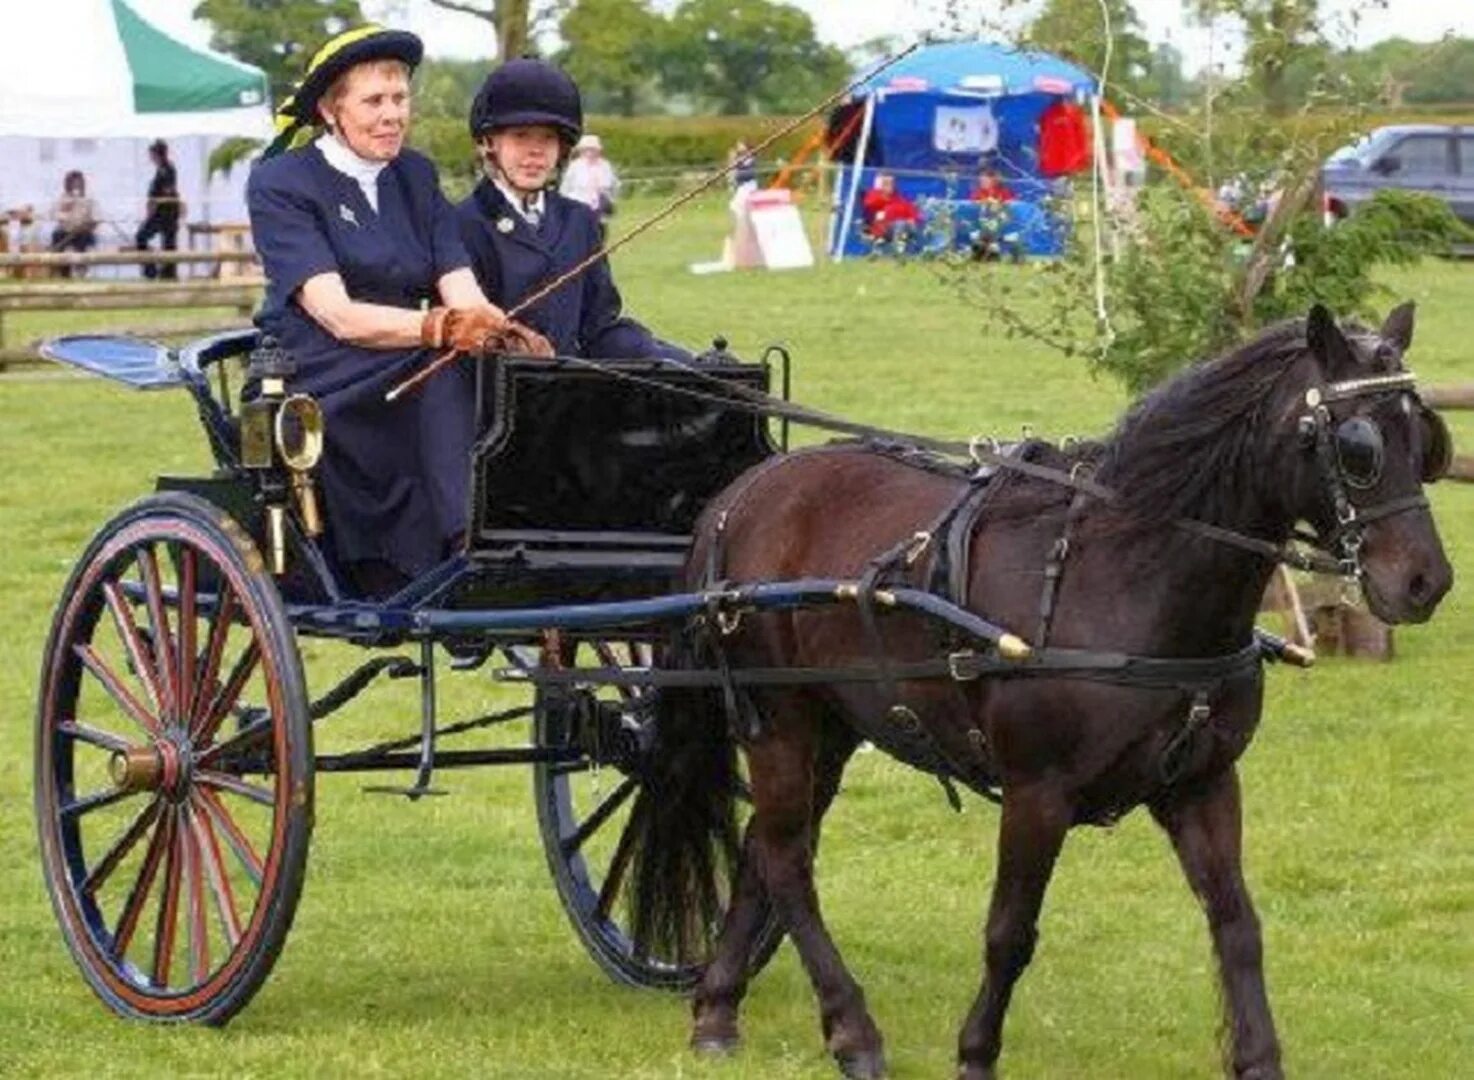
[240,336,326,575]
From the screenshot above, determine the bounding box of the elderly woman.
[247,26,547,596]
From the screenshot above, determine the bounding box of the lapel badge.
[496,216,515,234]
[339,204,358,227]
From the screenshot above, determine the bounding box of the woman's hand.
[496,321,555,358]
[421,305,509,353]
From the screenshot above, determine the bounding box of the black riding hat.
[469,59,582,143]
[282,26,423,124]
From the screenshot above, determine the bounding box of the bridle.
[1296,370,1448,580]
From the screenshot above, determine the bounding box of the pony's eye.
[1334,417,1383,489]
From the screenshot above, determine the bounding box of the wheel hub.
[109,735,190,799]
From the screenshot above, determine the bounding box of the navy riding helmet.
[468,58,583,145]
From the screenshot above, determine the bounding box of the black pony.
[626,303,1452,1078]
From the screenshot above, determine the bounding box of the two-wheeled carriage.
[34,329,804,1021]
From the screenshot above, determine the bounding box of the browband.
[1315,371,1418,403]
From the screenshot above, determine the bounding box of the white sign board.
[749,201,814,270]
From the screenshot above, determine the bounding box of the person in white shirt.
[558,133,619,235]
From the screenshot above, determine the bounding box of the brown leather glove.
[492,320,555,359]
[420,305,508,354]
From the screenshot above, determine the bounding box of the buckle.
[948,650,981,681]
[904,530,933,566]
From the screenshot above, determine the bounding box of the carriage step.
[361,784,449,799]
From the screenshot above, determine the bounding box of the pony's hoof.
[834,1048,887,1080]
[691,1033,741,1057]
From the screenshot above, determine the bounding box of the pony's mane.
[1091,319,1314,530]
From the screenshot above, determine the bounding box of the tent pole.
[833,93,877,263]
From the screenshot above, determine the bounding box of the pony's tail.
[626,627,743,964]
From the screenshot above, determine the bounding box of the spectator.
[729,139,757,190]
[50,171,98,275]
[136,139,181,280]
[969,167,1015,205]
[559,133,620,234]
[860,172,921,244]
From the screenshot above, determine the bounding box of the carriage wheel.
[532,639,782,990]
[35,493,313,1024]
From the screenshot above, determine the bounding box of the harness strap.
[515,636,1272,690]
[1339,491,1429,529]
[1036,492,1089,648]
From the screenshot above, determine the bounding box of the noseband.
[1297,371,1438,580]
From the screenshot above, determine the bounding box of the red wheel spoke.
[84,798,162,896]
[190,586,237,731]
[187,802,243,950]
[194,641,259,747]
[593,642,636,702]
[196,769,275,807]
[195,788,264,887]
[136,546,179,724]
[177,547,198,731]
[562,775,638,856]
[61,785,136,819]
[56,720,132,754]
[194,715,273,769]
[181,812,211,984]
[74,643,162,738]
[151,811,183,987]
[112,807,171,959]
[102,581,165,717]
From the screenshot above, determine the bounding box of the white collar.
[493,175,546,222]
[316,133,388,213]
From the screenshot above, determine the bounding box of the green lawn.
[1,195,1471,1078]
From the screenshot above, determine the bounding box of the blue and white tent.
[829,41,1097,259]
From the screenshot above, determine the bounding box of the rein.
[484,349,1434,579]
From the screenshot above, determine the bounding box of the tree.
[423,0,559,60]
[1192,0,1322,116]
[194,0,365,103]
[658,0,850,115]
[1140,42,1189,110]
[1024,0,1153,101]
[555,0,663,116]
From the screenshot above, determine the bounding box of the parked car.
[1321,124,1474,225]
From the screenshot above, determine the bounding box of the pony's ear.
[1380,301,1416,353]
[1307,303,1358,377]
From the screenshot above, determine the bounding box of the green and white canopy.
[0,0,269,139]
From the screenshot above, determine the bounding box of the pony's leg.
[957,783,1071,1080]
[692,720,860,1053]
[749,723,884,1079]
[690,820,767,1053]
[1152,766,1282,1080]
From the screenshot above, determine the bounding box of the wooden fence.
[0,266,260,371]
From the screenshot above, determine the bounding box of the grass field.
[1,195,1471,1078]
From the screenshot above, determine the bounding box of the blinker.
[1418,404,1452,482]
[1334,416,1383,489]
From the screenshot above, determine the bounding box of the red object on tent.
[1038,100,1090,177]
